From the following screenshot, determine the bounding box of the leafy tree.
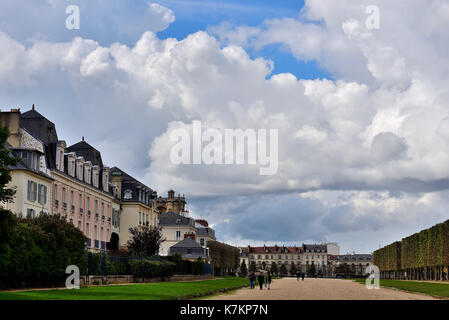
[107,232,120,251]
[270,262,278,275]
[249,261,257,273]
[289,263,297,276]
[309,262,316,275]
[240,260,248,276]
[280,263,287,276]
[0,125,19,203]
[127,225,163,259]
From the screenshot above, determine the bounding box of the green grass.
[0,277,249,300]
[350,278,449,298]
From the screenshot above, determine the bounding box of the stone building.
[110,167,159,248]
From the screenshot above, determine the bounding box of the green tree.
[270,262,278,275]
[0,125,19,203]
[127,225,163,259]
[309,262,316,275]
[289,263,297,276]
[280,263,288,276]
[249,261,257,272]
[239,260,248,276]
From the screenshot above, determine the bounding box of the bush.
[0,209,87,288]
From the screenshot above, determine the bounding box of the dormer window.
[124,189,132,200]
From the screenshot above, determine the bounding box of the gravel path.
[208,278,437,300]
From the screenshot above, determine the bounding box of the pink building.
[20,108,120,250]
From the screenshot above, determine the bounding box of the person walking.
[249,271,256,289]
[301,272,305,281]
[257,272,264,290]
[266,272,272,290]
[296,271,301,282]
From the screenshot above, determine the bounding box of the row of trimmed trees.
[373,219,449,280]
[207,240,240,276]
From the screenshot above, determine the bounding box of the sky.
[1,0,449,254]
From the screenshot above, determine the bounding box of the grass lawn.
[351,278,449,298]
[0,277,249,300]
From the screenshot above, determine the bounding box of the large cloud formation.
[1,0,449,252]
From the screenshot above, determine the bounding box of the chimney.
[184,232,195,240]
[0,109,21,147]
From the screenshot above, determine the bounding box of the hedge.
[374,219,449,271]
[128,260,176,278]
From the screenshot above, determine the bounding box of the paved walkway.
[208,278,437,300]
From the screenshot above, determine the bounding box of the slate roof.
[68,140,104,168]
[110,166,155,205]
[158,211,196,227]
[170,237,204,249]
[7,145,52,180]
[20,109,58,169]
[303,244,327,253]
[337,254,372,262]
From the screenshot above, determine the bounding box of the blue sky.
[156,0,330,79]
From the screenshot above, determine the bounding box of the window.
[100,227,103,242]
[37,184,47,204]
[94,225,98,240]
[79,193,83,210]
[27,181,37,201]
[78,220,82,231]
[86,223,90,237]
[26,208,35,218]
[139,212,141,224]
[54,184,58,201]
[87,196,90,210]
[200,238,204,246]
[95,200,98,214]
[70,190,74,206]
[175,231,181,239]
[62,187,66,203]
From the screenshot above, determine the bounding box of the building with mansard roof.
[1,107,120,251]
[110,166,159,247]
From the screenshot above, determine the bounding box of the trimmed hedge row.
[374,219,449,271]
[128,260,176,278]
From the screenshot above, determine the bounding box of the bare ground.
[207,277,438,300]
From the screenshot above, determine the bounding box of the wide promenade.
[208,277,437,300]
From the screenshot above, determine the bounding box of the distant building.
[195,219,216,249]
[159,211,198,255]
[156,189,187,215]
[168,237,208,261]
[110,167,158,248]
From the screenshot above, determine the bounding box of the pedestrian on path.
[266,272,272,290]
[301,272,305,281]
[296,271,301,281]
[249,271,256,289]
[257,273,264,290]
